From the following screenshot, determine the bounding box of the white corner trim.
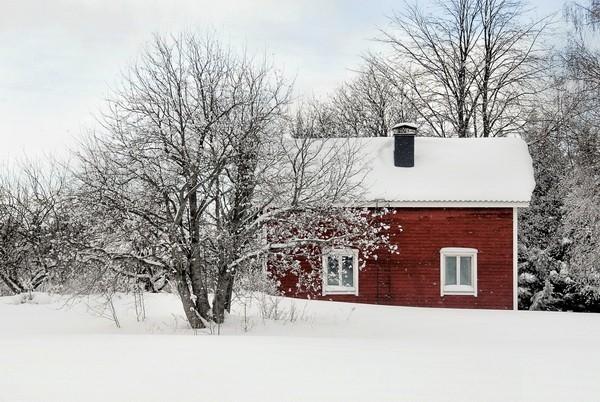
[513,207,518,311]
[321,248,359,296]
[440,248,478,297]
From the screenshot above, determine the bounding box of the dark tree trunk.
[224,275,234,313]
[481,87,490,137]
[481,4,492,139]
[173,249,211,329]
[177,273,205,329]
[189,248,212,319]
[181,175,212,325]
[212,269,234,324]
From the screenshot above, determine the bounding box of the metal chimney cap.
[391,122,418,133]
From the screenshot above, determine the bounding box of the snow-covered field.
[1,292,599,402]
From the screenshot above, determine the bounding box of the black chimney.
[392,123,417,168]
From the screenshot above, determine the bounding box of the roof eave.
[350,200,531,208]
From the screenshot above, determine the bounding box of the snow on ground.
[1,292,599,402]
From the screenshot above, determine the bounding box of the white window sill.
[442,285,477,296]
[323,286,357,296]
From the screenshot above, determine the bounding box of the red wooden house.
[278,124,535,310]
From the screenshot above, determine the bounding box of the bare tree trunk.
[224,276,234,313]
[185,174,212,323]
[176,271,206,329]
[480,54,491,137]
[188,248,212,318]
[457,97,468,138]
[212,268,234,324]
[173,241,211,329]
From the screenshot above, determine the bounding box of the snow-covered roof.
[323,136,535,205]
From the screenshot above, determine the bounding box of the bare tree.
[564,0,600,33]
[74,33,268,328]
[328,60,418,137]
[372,0,547,137]
[75,33,391,328]
[476,0,548,137]
[291,60,417,139]
[0,161,70,294]
[375,0,482,137]
[289,99,337,139]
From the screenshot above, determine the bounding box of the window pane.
[327,255,339,286]
[445,256,457,285]
[341,255,354,287]
[460,256,472,286]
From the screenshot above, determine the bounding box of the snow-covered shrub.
[558,167,600,310]
[0,162,76,295]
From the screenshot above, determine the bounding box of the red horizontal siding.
[277,207,514,310]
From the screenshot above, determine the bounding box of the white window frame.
[322,248,359,296]
[440,247,478,297]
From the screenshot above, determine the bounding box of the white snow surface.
[1,292,598,402]
[331,136,535,203]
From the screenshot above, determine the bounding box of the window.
[440,248,478,296]
[322,248,359,295]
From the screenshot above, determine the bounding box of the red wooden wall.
[277,207,515,310]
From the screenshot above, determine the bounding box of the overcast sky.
[1,0,565,162]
